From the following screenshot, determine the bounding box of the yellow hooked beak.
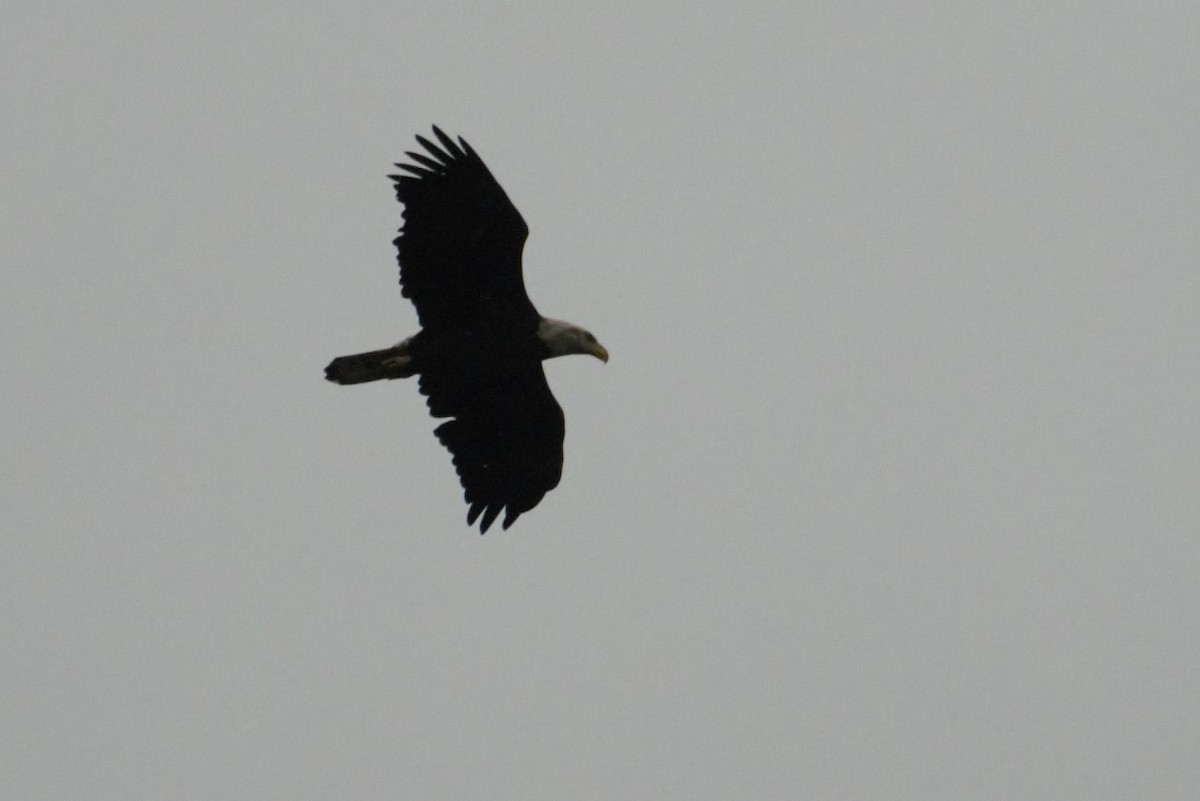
[591,343,609,363]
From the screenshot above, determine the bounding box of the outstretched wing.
[416,331,564,533]
[390,127,538,332]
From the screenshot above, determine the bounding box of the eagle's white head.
[537,318,608,362]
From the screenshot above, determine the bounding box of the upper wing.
[390,127,537,331]
[418,336,565,533]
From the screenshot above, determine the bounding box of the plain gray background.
[3,2,1198,799]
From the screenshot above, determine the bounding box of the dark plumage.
[325,127,607,533]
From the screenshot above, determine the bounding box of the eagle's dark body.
[325,128,606,533]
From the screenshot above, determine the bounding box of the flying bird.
[325,127,608,533]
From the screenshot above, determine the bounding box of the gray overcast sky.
[3,2,1198,799]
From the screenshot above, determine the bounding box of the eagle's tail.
[324,340,416,385]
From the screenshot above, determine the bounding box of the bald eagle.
[325,127,607,533]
